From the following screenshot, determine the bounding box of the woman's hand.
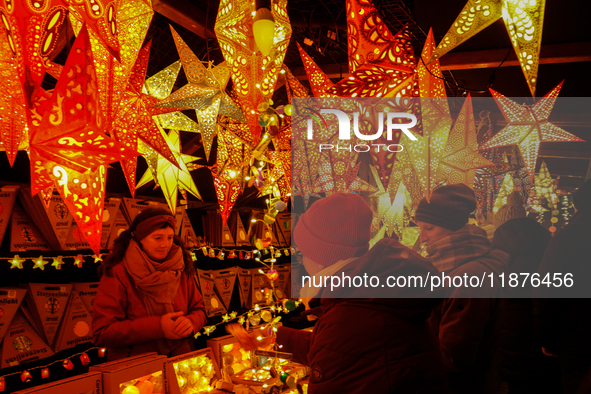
[173,315,194,338]
[161,311,189,340]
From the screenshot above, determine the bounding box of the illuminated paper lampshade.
[429,0,546,96]
[492,172,515,213]
[111,40,182,197]
[437,95,493,187]
[345,0,415,73]
[71,0,153,128]
[67,0,121,60]
[136,129,202,214]
[217,126,252,183]
[480,82,585,183]
[400,30,452,201]
[297,43,336,97]
[214,177,241,225]
[156,27,246,161]
[533,161,554,202]
[215,0,292,139]
[0,21,28,166]
[283,65,309,102]
[28,26,138,198]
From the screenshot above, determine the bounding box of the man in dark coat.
[534,178,591,394]
[415,184,509,394]
[492,217,561,393]
[277,193,448,393]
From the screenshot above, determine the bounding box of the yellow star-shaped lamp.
[111,41,183,197]
[400,29,452,201]
[10,255,25,269]
[156,27,246,161]
[214,0,292,140]
[93,254,103,264]
[436,94,493,187]
[492,173,515,213]
[32,256,49,271]
[481,82,585,183]
[428,0,546,96]
[136,129,202,214]
[52,256,65,270]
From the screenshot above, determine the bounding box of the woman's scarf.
[122,239,185,354]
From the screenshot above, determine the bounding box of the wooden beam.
[289,42,591,79]
[151,0,216,39]
[439,42,591,71]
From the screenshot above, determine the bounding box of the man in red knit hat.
[274,192,448,393]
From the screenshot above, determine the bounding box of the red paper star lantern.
[111,40,181,197]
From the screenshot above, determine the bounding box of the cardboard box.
[90,354,166,394]
[0,185,19,246]
[24,284,72,348]
[212,269,236,312]
[164,348,220,394]
[64,220,91,250]
[13,371,101,394]
[235,268,252,309]
[1,310,54,368]
[100,198,122,249]
[207,334,253,376]
[250,270,271,308]
[179,209,198,248]
[0,287,28,341]
[71,282,99,315]
[107,208,129,249]
[196,270,226,317]
[275,213,292,246]
[46,194,73,249]
[10,204,51,252]
[52,290,93,352]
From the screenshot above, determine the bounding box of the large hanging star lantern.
[283,65,310,102]
[400,29,452,201]
[214,0,292,140]
[492,172,515,213]
[111,40,183,197]
[480,82,585,183]
[71,0,153,128]
[428,0,546,96]
[144,60,200,133]
[437,94,493,187]
[156,26,246,161]
[325,0,417,98]
[28,26,137,195]
[27,27,136,254]
[136,129,202,214]
[0,22,28,166]
[0,0,122,88]
[297,43,336,97]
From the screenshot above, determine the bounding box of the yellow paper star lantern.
[493,173,515,213]
[136,129,202,214]
[10,255,25,269]
[112,41,182,197]
[215,0,292,139]
[401,30,452,201]
[429,0,546,96]
[437,95,493,187]
[481,82,585,182]
[156,27,246,161]
[32,256,49,270]
[93,254,103,263]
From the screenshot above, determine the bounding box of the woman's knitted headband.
[134,215,176,241]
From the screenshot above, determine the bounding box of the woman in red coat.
[92,208,207,361]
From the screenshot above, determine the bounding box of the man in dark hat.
[415,183,509,394]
